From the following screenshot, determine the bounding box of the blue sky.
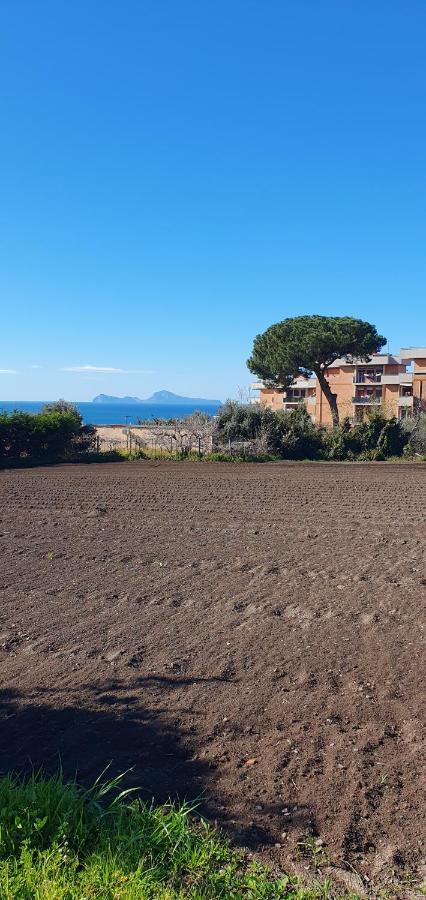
[1,1,425,401]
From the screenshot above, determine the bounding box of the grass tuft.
[0,771,358,898]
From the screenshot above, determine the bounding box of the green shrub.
[216,400,281,448]
[375,417,408,458]
[0,407,96,464]
[214,403,411,462]
[215,402,325,458]
[275,406,326,460]
[349,412,408,459]
[403,412,426,456]
[323,412,409,461]
[324,418,358,460]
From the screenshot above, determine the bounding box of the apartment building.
[251,347,426,426]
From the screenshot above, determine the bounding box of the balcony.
[353,375,382,384]
[381,373,413,385]
[352,396,382,405]
[398,395,414,407]
[290,378,317,389]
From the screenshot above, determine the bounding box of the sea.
[0,401,222,426]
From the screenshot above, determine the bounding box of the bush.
[215,400,281,453]
[323,413,408,461]
[323,418,359,460]
[215,401,326,458]
[4,401,411,467]
[349,412,408,460]
[275,406,326,460]
[0,406,96,464]
[375,417,408,459]
[41,399,82,421]
[215,403,410,462]
[403,412,426,456]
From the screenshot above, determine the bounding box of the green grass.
[0,771,356,899]
[88,449,426,465]
[93,448,279,463]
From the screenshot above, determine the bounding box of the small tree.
[275,405,326,459]
[402,411,426,457]
[169,411,214,456]
[42,399,82,424]
[215,400,281,451]
[375,418,408,459]
[247,315,386,426]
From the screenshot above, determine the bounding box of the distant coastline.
[93,389,222,405]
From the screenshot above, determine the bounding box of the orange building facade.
[251,348,426,426]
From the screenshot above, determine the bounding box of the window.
[288,388,306,399]
[356,366,384,383]
[356,386,382,400]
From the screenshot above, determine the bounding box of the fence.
[96,424,215,458]
[95,425,266,459]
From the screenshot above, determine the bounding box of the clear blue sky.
[1,1,425,401]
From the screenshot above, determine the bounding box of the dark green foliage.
[323,417,359,460]
[323,413,408,460]
[247,315,386,387]
[402,412,426,457]
[353,412,388,453]
[215,400,281,448]
[41,399,82,423]
[0,408,96,464]
[275,406,326,460]
[216,403,409,461]
[0,402,411,467]
[247,315,386,424]
[375,418,409,459]
[216,403,324,459]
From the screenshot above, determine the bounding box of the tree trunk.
[316,370,339,426]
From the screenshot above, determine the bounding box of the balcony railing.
[353,375,382,384]
[352,396,382,405]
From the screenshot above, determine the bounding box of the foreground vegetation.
[214,402,426,461]
[1,400,425,466]
[0,402,95,464]
[0,772,353,899]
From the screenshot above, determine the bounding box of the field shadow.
[0,686,208,810]
[0,684,316,851]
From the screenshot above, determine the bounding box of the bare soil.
[0,462,425,891]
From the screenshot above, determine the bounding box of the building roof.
[328,354,402,368]
[399,347,426,360]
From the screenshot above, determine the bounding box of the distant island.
[93,390,222,406]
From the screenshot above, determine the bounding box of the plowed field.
[0,462,425,890]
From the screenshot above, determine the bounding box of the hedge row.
[215,402,413,461]
[0,402,95,462]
